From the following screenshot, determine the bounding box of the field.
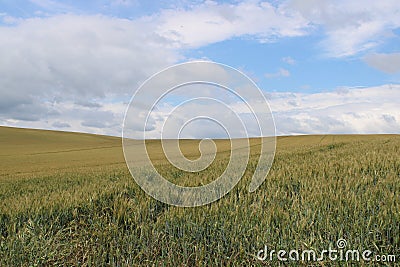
[0,126,399,266]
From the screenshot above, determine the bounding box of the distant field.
[0,126,399,266]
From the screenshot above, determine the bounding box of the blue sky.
[0,0,399,137]
[184,37,393,92]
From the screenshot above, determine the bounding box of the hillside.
[0,126,399,266]
[1,125,396,177]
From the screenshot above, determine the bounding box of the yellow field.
[0,126,399,266]
[1,125,391,176]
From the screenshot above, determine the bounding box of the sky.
[0,0,399,137]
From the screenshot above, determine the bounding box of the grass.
[0,126,399,266]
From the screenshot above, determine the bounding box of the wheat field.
[0,126,399,266]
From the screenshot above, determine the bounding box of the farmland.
[0,126,399,266]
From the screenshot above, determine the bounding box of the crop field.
[0,126,399,266]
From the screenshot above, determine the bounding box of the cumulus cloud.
[0,14,179,134]
[155,0,309,48]
[289,0,400,57]
[154,0,400,57]
[3,83,399,137]
[1,1,399,137]
[269,84,400,135]
[123,84,400,138]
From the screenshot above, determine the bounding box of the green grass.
[0,126,399,266]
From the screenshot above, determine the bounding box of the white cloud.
[154,0,400,57]
[144,84,400,138]
[1,14,20,25]
[3,83,399,137]
[155,0,309,48]
[364,52,400,73]
[0,14,179,135]
[282,56,296,65]
[2,99,127,136]
[269,84,400,135]
[1,2,399,137]
[289,0,400,57]
[265,68,290,78]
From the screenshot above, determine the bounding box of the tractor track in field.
[0,145,121,157]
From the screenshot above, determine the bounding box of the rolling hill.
[0,126,398,266]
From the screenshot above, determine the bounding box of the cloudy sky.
[0,0,399,137]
